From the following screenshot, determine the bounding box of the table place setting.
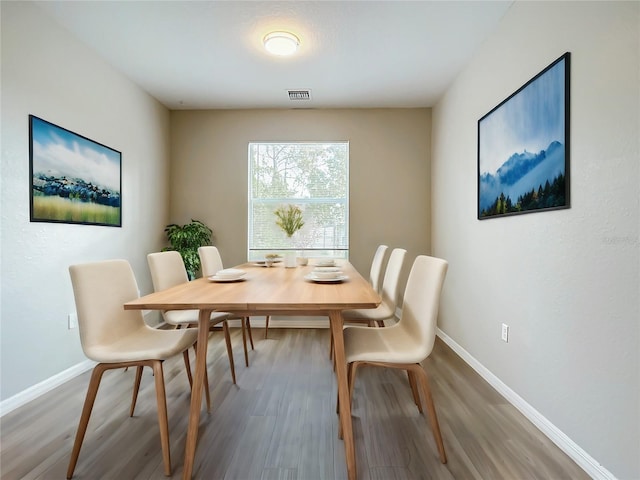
[304,265,349,283]
[207,268,247,282]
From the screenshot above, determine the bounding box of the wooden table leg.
[182,309,211,480]
[329,310,357,480]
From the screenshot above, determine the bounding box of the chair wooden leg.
[203,363,211,413]
[193,342,211,412]
[183,349,193,388]
[330,318,337,371]
[222,321,236,384]
[67,364,108,479]
[129,366,144,417]
[348,362,359,407]
[331,348,336,372]
[337,361,357,414]
[264,315,270,339]
[338,361,360,440]
[246,317,254,350]
[407,370,423,413]
[152,361,172,476]
[412,364,447,464]
[241,318,249,367]
[329,330,334,360]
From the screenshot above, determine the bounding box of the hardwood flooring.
[0,328,589,480]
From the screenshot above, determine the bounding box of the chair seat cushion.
[164,309,229,326]
[342,301,395,322]
[84,325,198,363]
[343,323,426,364]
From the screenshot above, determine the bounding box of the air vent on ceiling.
[288,89,312,101]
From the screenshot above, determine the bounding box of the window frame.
[247,141,350,261]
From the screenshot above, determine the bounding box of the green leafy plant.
[274,204,305,237]
[163,219,212,279]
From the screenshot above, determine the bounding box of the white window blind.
[248,142,349,260]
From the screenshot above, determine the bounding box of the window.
[248,142,349,260]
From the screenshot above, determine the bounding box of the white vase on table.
[284,251,296,268]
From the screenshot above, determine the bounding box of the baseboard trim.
[436,328,616,480]
[0,359,96,417]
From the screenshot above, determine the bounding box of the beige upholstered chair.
[66,259,198,479]
[342,255,449,464]
[330,247,404,359]
[342,247,406,327]
[198,246,255,363]
[369,244,389,294]
[147,251,244,384]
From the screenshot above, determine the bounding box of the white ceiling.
[34,1,513,110]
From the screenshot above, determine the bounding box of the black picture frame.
[29,115,122,227]
[478,52,570,220]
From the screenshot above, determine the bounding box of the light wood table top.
[126,261,379,314]
[125,260,379,480]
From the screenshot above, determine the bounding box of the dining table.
[124,259,380,480]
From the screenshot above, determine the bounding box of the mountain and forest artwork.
[478,53,570,219]
[29,115,121,227]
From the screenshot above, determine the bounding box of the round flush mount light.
[263,31,300,56]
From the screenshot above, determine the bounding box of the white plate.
[208,275,246,282]
[304,273,348,283]
[215,268,246,278]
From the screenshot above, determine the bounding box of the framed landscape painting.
[478,52,570,219]
[29,115,122,227]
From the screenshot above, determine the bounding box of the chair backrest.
[369,244,388,293]
[69,259,146,361]
[148,251,198,325]
[198,246,224,278]
[379,248,407,312]
[147,251,189,292]
[399,255,448,360]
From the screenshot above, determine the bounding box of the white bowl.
[313,266,341,272]
[312,270,343,279]
[316,259,336,267]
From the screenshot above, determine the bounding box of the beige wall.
[1,2,171,402]
[170,108,431,294]
[432,2,639,478]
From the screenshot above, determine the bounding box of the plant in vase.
[274,204,304,237]
[264,253,281,267]
[163,219,213,279]
[274,205,304,267]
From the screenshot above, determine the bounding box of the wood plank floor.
[0,328,589,480]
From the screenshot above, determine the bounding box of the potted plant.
[274,205,304,267]
[274,204,305,238]
[163,219,213,279]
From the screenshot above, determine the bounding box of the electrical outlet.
[68,313,78,330]
[501,323,509,343]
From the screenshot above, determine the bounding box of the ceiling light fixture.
[263,31,300,56]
